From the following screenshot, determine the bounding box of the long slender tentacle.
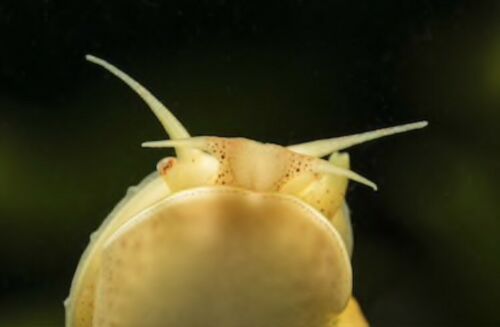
[86,55,193,158]
[288,121,428,157]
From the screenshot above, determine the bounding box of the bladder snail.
[65,55,427,327]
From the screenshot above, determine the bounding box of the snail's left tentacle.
[86,54,194,159]
[142,137,209,150]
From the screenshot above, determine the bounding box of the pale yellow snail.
[65,54,427,327]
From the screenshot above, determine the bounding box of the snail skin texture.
[65,54,427,327]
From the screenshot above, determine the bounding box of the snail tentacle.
[313,160,377,191]
[86,54,193,159]
[288,121,428,157]
[142,137,209,150]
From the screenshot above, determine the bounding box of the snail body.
[65,55,427,327]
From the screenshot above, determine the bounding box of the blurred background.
[1,0,499,326]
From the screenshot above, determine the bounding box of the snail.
[65,54,427,327]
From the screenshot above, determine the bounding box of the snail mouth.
[94,186,352,327]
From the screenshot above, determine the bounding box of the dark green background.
[1,0,499,326]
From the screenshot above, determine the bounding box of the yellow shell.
[65,55,427,327]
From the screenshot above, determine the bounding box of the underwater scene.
[1,1,499,326]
